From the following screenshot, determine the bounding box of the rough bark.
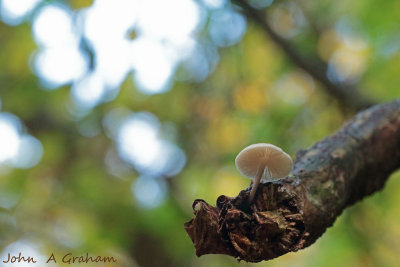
[184,99,400,262]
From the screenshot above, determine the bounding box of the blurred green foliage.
[0,0,400,267]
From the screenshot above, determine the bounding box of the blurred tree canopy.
[0,0,399,266]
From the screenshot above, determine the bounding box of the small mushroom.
[235,143,293,202]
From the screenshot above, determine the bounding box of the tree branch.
[184,99,400,262]
[232,0,375,111]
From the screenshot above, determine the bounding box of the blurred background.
[0,0,399,266]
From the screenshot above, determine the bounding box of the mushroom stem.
[249,166,266,202]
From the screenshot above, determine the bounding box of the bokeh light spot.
[116,112,186,176]
[11,134,44,169]
[131,37,175,94]
[0,116,21,163]
[0,113,43,169]
[33,47,88,88]
[32,5,77,47]
[0,0,41,25]
[275,71,314,105]
[71,72,105,109]
[132,176,167,209]
[201,0,226,9]
[137,0,201,41]
[208,8,246,47]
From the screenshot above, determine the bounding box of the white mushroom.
[235,143,293,202]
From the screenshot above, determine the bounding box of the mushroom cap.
[235,143,293,181]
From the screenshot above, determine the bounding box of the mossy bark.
[184,99,400,262]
